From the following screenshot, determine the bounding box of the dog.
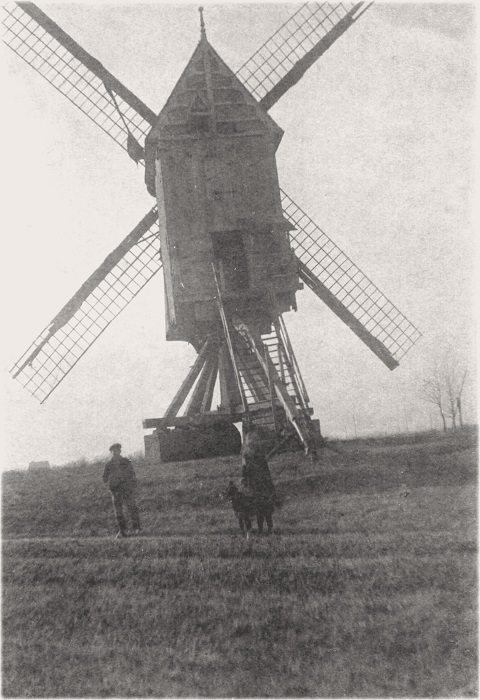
[225,481,273,538]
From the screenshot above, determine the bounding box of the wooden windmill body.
[4,2,421,463]
[143,27,315,460]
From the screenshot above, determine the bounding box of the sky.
[1,1,477,470]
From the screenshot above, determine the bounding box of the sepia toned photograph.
[2,1,476,696]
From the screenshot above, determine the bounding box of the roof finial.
[199,6,206,40]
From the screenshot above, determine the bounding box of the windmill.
[3,2,421,463]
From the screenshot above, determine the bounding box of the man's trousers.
[110,486,140,533]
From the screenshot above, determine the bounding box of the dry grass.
[2,427,477,697]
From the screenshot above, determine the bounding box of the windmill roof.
[145,35,283,147]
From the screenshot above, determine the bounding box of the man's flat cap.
[109,443,121,452]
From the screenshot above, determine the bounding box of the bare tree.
[445,365,468,429]
[420,362,448,432]
[420,352,469,431]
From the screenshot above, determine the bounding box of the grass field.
[2,427,477,697]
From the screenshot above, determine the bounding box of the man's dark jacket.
[102,457,137,492]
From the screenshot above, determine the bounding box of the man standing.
[103,443,141,538]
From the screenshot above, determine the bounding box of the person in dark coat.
[103,443,140,538]
[241,428,275,534]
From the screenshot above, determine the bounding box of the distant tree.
[420,362,448,432]
[420,352,469,431]
[445,364,468,429]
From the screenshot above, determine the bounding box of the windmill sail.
[10,182,421,403]
[236,2,371,109]
[2,2,157,160]
[10,209,161,403]
[281,191,421,369]
[3,3,371,161]
[5,3,421,407]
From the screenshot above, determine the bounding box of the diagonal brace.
[160,337,213,426]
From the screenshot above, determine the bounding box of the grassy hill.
[2,427,477,696]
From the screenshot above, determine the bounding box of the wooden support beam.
[231,399,281,414]
[212,265,249,418]
[276,315,310,407]
[277,342,286,386]
[200,361,218,413]
[160,338,211,427]
[143,412,234,429]
[185,353,218,416]
[230,401,312,416]
[265,343,279,438]
[273,318,306,410]
[218,342,241,411]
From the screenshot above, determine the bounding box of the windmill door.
[211,231,249,293]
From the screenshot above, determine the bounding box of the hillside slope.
[3,427,477,539]
[2,427,477,697]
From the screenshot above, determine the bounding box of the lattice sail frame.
[2,2,156,159]
[236,2,364,103]
[11,211,162,403]
[282,191,422,366]
[4,2,421,404]
[3,2,367,153]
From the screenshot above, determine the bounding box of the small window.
[217,121,237,134]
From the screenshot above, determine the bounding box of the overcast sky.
[2,2,476,470]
